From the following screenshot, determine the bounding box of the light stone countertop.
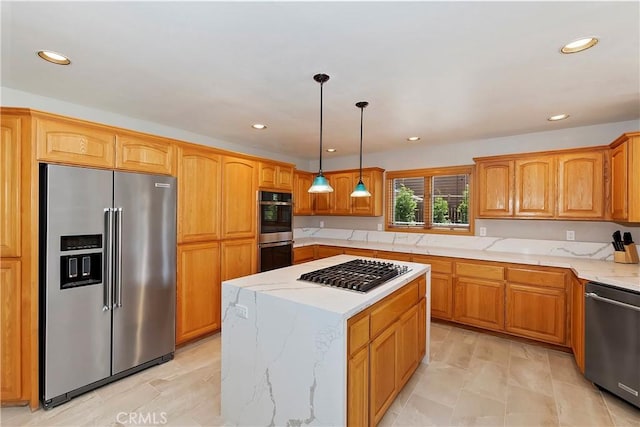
[293,237,640,293]
[222,255,430,319]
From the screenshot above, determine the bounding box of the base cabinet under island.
[221,255,430,426]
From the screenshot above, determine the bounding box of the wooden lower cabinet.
[293,246,315,264]
[221,238,257,281]
[1,259,22,401]
[316,245,344,259]
[347,276,426,426]
[571,278,585,373]
[176,242,221,344]
[505,283,566,344]
[430,273,453,320]
[347,346,369,427]
[343,248,376,257]
[454,278,505,331]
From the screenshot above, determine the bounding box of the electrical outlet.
[377,223,383,231]
[479,227,487,237]
[566,230,575,241]
[319,221,324,228]
[235,304,248,319]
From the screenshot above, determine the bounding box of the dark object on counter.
[623,232,634,245]
[613,231,625,251]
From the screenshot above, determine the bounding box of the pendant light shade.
[351,101,371,197]
[308,73,334,193]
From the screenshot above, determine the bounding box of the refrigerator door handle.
[115,207,123,308]
[103,208,113,311]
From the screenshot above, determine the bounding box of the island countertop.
[222,254,430,319]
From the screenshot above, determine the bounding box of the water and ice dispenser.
[59,234,103,289]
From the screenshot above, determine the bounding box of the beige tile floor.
[2,322,639,427]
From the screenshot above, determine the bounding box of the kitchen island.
[221,255,430,426]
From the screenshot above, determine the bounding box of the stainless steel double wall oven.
[258,191,293,272]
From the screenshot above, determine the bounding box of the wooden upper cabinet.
[1,116,21,257]
[331,172,353,215]
[177,146,221,243]
[36,116,115,168]
[352,169,384,216]
[1,259,22,401]
[313,174,333,215]
[293,170,314,215]
[258,162,293,191]
[476,160,513,217]
[514,156,555,217]
[610,133,640,222]
[222,156,257,239]
[557,151,604,219]
[115,133,175,175]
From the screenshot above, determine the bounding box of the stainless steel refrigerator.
[39,164,176,409]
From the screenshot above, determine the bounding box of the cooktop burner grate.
[298,259,410,293]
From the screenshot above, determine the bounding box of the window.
[386,166,473,234]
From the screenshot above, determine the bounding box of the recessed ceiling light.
[326,148,336,152]
[251,123,267,130]
[37,50,71,65]
[406,136,421,142]
[548,113,570,121]
[560,37,598,54]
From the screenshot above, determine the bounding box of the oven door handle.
[585,292,640,312]
[259,201,292,206]
[259,241,293,248]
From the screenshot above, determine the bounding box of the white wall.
[300,119,640,243]
[306,119,639,172]
[1,86,308,168]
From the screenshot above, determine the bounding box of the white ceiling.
[1,1,639,160]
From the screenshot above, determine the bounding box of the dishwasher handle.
[585,292,640,312]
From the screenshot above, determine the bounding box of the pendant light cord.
[359,105,363,181]
[319,80,324,174]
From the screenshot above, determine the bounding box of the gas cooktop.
[298,259,410,293]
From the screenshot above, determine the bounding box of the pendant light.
[308,73,334,193]
[351,101,371,197]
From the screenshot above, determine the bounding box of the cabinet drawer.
[507,267,565,289]
[370,280,419,338]
[343,247,375,257]
[412,255,452,274]
[456,261,504,281]
[376,251,412,262]
[316,246,344,259]
[348,312,370,357]
[293,246,315,264]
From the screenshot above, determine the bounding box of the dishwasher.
[585,281,640,408]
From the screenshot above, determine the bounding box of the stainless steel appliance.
[39,164,176,409]
[258,191,293,272]
[585,281,639,408]
[298,259,410,293]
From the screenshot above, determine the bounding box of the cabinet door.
[506,283,566,344]
[316,245,344,259]
[418,298,426,359]
[347,346,369,427]
[351,171,376,216]
[293,171,314,215]
[1,260,22,401]
[331,172,353,215]
[454,278,505,331]
[276,166,294,190]
[258,162,277,189]
[431,273,453,320]
[397,304,420,387]
[514,156,555,217]
[476,160,513,217]
[176,242,221,344]
[221,238,257,281]
[293,246,315,264]
[369,325,397,426]
[36,117,115,168]
[222,156,256,239]
[557,151,604,218]
[313,173,333,214]
[571,278,585,373]
[177,147,221,243]
[610,143,628,220]
[115,134,175,175]
[1,116,21,257]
